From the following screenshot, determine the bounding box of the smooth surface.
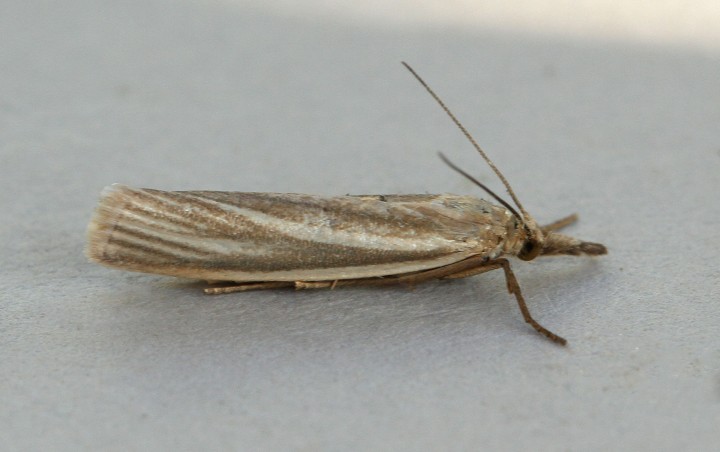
[2,1,719,450]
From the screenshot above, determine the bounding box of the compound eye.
[522,241,535,254]
[519,239,541,261]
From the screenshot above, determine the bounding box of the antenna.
[401,62,530,220]
[438,152,521,221]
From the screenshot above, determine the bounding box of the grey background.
[2,1,719,450]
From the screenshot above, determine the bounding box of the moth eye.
[519,239,542,261]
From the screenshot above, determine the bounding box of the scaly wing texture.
[86,185,512,281]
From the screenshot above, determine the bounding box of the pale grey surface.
[2,1,719,451]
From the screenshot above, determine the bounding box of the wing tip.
[85,184,136,264]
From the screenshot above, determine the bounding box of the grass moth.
[86,63,607,345]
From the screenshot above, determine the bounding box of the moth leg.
[205,281,294,294]
[296,256,492,290]
[297,280,341,290]
[428,258,566,345]
[294,281,334,290]
[294,257,565,344]
[542,213,578,232]
[210,257,565,344]
[485,258,567,345]
[439,263,501,280]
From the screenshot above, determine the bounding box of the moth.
[86,63,607,345]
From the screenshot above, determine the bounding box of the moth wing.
[87,185,512,281]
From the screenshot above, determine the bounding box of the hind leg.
[204,281,294,294]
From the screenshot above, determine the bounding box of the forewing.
[86,185,511,281]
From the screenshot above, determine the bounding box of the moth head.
[406,63,605,265]
[517,215,545,261]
